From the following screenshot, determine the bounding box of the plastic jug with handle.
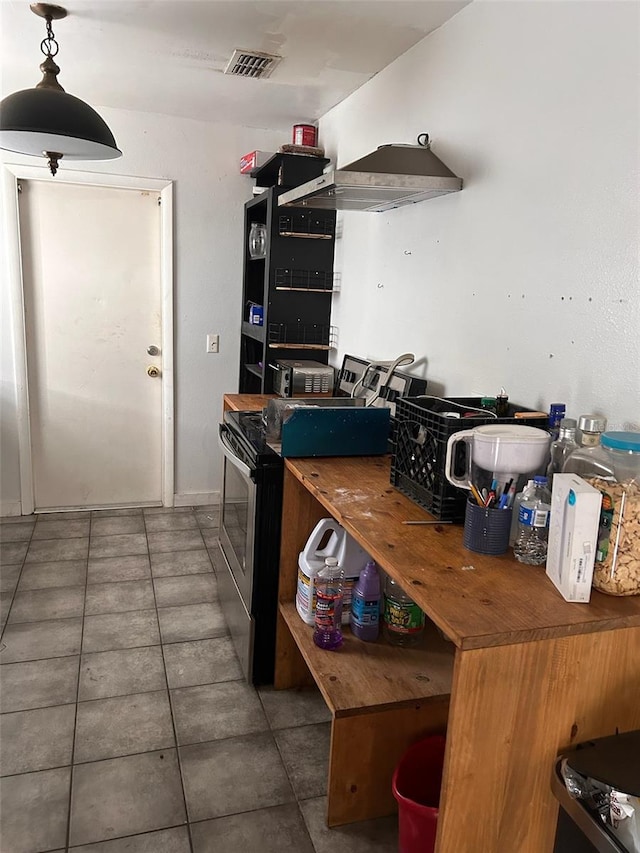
[444,424,551,497]
[296,518,370,625]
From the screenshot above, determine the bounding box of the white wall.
[1,109,283,511]
[321,0,639,431]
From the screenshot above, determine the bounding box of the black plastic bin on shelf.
[390,396,549,522]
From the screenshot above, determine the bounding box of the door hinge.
[158,196,161,206]
[17,181,23,193]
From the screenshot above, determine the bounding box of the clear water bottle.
[313,557,344,650]
[547,418,579,487]
[513,475,552,566]
[382,576,425,648]
[508,479,535,546]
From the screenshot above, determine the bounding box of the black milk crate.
[390,396,549,522]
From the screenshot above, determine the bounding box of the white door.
[19,179,164,511]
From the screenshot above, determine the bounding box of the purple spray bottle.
[350,560,381,642]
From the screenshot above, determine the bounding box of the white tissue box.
[546,474,602,603]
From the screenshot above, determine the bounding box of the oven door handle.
[218,424,253,480]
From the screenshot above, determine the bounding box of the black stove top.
[223,410,281,468]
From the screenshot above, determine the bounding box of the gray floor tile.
[0,617,83,663]
[33,519,91,539]
[0,655,79,713]
[74,690,175,763]
[1,540,29,563]
[144,513,198,532]
[194,510,219,529]
[0,562,21,592]
[153,574,217,608]
[274,722,331,800]
[79,646,165,701]
[83,609,160,653]
[0,514,36,524]
[1,594,11,630]
[201,530,219,549]
[147,530,205,554]
[0,766,71,853]
[171,680,268,745]
[18,559,87,590]
[91,515,146,536]
[150,549,212,577]
[89,533,149,559]
[180,731,295,822]
[0,522,34,542]
[207,542,226,574]
[26,537,89,563]
[38,511,91,520]
[8,585,85,623]
[69,749,186,846]
[91,508,144,518]
[88,554,151,583]
[144,506,192,515]
[163,636,242,689]
[258,685,332,730]
[70,826,191,852]
[157,602,227,643]
[299,796,398,853]
[0,703,76,775]
[85,579,155,615]
[191,802,314,853]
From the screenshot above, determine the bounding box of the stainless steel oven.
[217,410,283,684]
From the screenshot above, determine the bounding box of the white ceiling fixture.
[224,48,282,80]
[0,1,472,131]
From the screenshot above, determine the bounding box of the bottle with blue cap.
[513,475,552,565]
[564,431,640,595]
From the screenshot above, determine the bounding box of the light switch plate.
[206,334,219,354]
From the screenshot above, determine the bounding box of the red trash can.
[392,735,446,853]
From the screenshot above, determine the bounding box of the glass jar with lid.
[577,415,607,447]
[248,222,267,259]
[564,431,640,596]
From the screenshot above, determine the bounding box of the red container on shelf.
[292,124,317,146]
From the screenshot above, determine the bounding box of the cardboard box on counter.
[546,474,602,603]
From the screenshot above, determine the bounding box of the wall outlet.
[206,334,219,354]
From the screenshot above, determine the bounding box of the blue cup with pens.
[463,480,513,555]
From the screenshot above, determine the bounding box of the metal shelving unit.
[238,156,337,394]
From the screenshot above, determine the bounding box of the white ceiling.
[0,0,470,131]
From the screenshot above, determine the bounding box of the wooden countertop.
[223,393,274,412]
[284,455,640,651]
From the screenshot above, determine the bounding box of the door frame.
[3,163,175,514]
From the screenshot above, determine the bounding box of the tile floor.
[0,507,397,853]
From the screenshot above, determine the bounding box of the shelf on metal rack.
[241,321,265,342]
[279,232,333,240]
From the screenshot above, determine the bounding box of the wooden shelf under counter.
[274,452,640,850]
[279,601,454,716]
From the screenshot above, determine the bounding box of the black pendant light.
[0,3,122,176]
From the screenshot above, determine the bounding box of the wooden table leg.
[436,627,640,853]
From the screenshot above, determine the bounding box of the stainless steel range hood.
[278,142,462,213]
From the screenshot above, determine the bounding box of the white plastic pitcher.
[445,424,551,493]
[296,518,370,625]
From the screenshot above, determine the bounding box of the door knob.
[147,365,160,378]
[147,345,160,356]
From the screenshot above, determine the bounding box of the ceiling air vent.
[224,49,282,80]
